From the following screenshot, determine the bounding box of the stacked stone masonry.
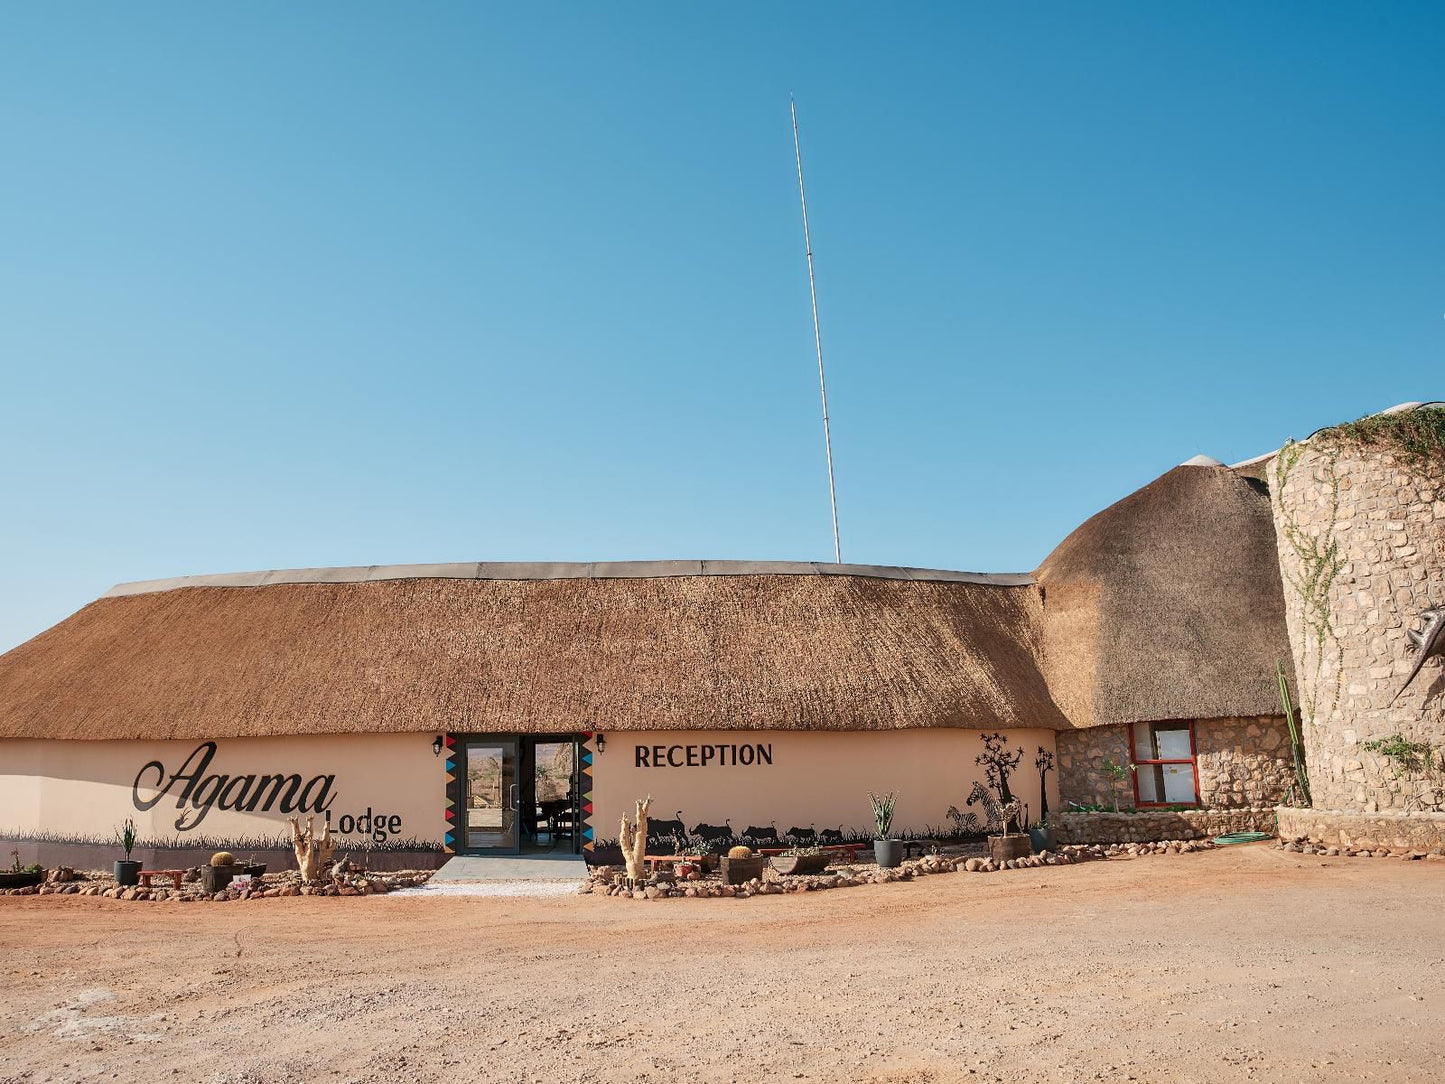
[1057,808,1277,845]
[1277,806,1445,854]
[1271,442,1445,815]
[1057,726,1135,810]
[1058,717,1295,813]
[1195,716,1297,807]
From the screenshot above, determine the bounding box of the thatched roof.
[1034,462,1294,728]
[0,563,1066,740]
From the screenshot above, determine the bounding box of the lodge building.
[2,405,1441,868]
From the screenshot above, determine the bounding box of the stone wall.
[1271,440,1445,814]
[1057,726,1135,810]
[1277,806,1445,854]
[1195,716,1298,807]
[1057,807,1276,844]
[1058,717,1296,812]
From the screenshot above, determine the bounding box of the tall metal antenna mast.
[790,96,842,564]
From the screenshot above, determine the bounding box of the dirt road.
[2,845,1443,1083]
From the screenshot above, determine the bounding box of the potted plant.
[114,817,142,887]
[681,836,719,874]
[241,854,268,878]
[870,791,903,869]
[988,799,1033,863]
[1029,747,1057,852]
[0,850,46,890]
[201,850,237,894]
[719,845,764,885]
[771,845,832,876]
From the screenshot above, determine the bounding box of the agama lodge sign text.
[132,740,409,842]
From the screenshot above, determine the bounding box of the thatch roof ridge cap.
[102,560,1037,599]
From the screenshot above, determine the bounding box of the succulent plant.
[727,845,753,859]
[210,851,236,867]
[115,817,138,860]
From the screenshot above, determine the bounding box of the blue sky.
[2,4,1442,652]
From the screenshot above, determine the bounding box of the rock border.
[0,868,434,902]
[583,840,1220,900]
[1276,835,1445,861]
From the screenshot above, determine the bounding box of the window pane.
[1155,724,1193,760]
[1162,763,1197,803]
[1133,725,1155,762]
[1137,764,1165,803]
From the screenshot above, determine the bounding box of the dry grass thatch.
[0,574,1068,740]
[1034,464,1295,728]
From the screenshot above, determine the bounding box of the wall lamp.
[432,735,444,758]
[595,733,606,753]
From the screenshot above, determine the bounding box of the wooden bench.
[137,869,186,890]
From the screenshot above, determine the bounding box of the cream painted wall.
[588,729,1060,845]
[0,735,445,849]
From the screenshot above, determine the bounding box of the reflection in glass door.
[465,740,519,853]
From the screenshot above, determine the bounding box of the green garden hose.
[1213,831,1273,845]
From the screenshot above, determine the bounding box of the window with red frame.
[1130,721,1200,806]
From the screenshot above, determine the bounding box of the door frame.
[449,734,585,857]
[457,736,522,855]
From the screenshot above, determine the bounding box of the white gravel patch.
[385,880,584,898]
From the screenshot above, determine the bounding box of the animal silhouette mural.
[964,780,1005,834]
[786,824,816,845]
[945,805,981,835]
[646,810,687,848]
[744,821,779,845]
[689,819,732,845]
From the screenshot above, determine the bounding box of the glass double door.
[462,736,581,855]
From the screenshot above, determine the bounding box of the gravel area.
[1,844,1442,1083]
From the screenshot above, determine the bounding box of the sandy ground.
[2,844,1443,1084]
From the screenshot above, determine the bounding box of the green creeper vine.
[1272,440,1345,737]
[1360,733,1445,812]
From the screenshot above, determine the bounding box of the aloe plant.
[116,817,137,860]
[868,791,897,839]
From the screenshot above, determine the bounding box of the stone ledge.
[1056,808,1277,844]
[1276,806,1445,854]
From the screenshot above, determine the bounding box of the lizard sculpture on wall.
[1390,606,1445,706]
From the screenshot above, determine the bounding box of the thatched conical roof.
[1034,462,1294,728]
[0,563,1067,740]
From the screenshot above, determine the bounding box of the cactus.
[727,845,753,859]
[209,851,235,867]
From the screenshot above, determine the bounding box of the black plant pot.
[114,860,142,887]
[0,870,45,889]
[874,839,904,869]
[1028,827,1056,852]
